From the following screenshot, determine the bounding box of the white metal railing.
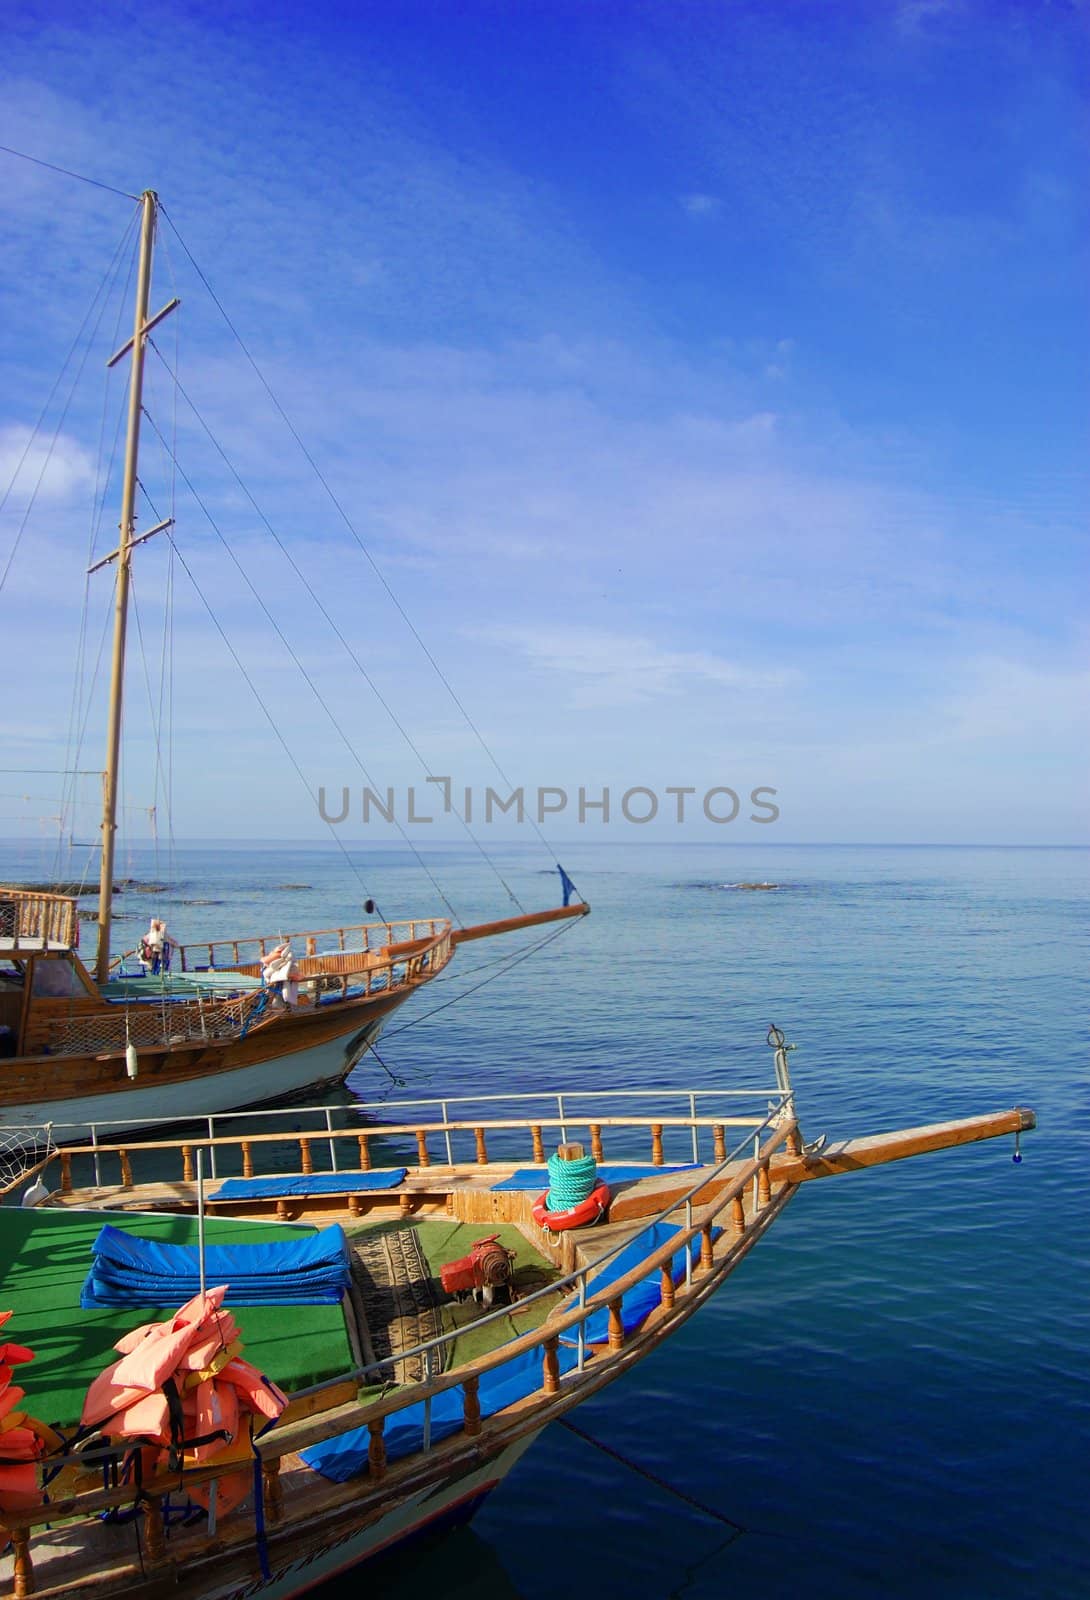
[24,1083,790,1163]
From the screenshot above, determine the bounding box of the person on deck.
[140,918,175,975]
[260,942,299,1008]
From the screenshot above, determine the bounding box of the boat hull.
[212,1431,539,1600]
[0,1432,539,1599]
[0,1009,391,1141]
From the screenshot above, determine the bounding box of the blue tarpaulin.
[79,1221,352,1308]
[301,1344,580,1483]
[300,1224,719,1484]
[491,1164,700,1192]
[576,1220,720,1342]
[210,1168,408,1201]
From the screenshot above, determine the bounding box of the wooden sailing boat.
[0,1031,1034,1598]
[0,192,587,1137]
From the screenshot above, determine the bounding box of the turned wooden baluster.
[700,1223,715,1273]
[182,1146,195,1182]
[367,1418,386,1481]
[785,1124,802,1156]
[242,1141,254,1178]
[118,1150,133,1189]
[531,1125,545,1164]
[298,1137,313,1175]
[474,1128,488,1166]
[543,1334,561,1395]
[462,1375,482,1436]
[660,1264,676,1310]
[263,1457,284,1524]
[607,1298,625,1352]
[731,1194,746,1234]
[650,1125,664,1166]
[416,1130,431,1168]
[143,1494,166,1563]
[589,1124,604,1163]
[11,1527,33,1598]
[712,1125,726,1162]
[357,1134,372,1171]
[757,1161,771,1208]
[59,1151,72,1193]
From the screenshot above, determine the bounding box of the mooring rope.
[545,1150,598,1212]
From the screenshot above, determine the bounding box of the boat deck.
[0,1207,355,1428]
[0,937,70,953]
[0,1194,566,1428]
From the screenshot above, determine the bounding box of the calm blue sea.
[2,839,1086,1598]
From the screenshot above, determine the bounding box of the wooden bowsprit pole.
[770,1107,1036,1185]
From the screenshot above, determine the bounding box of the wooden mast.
[95,191,158,982]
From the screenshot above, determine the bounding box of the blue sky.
[0,0,1086,848]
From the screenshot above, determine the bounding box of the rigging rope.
[380,914,579,1039]
[138,414,463,927]
[52,212,141,881]
[146,341,526,914]
[158,206,569,868]
[128,571,173,879]
[0,144,139,201]
[558,1418,757,1537]
[0,210,138,599]
[156,529,382,906]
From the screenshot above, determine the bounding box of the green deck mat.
[0,1207,354,1428]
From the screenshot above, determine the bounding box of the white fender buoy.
[126,1042,139,1079]
[21,1177,49,1208]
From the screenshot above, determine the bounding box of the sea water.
[2,840,1085,1598]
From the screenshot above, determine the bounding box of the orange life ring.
[531,1179,611,1232]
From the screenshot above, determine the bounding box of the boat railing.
[0,1095,799,1572]
[5,1083,792,1188]
[176,918,450,972]
[284,1095,795,1398]
[0,885,78,951]
[28,988,269,1060]
[4,1081,790,1184]
[24,928,453,1060]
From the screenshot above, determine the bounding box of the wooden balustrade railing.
[32,931,456,1061]
[176,919,449,973]
[30,1108,780,1198]
[0,886,78,950]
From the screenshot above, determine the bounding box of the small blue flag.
[558,864,578,907]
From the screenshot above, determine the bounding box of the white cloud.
[479,623,794,708]
[936,656,1090,746]
[680,193,721,217]
[0,426,96,507]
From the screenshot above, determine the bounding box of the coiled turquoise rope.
[545,1151,598,1212]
